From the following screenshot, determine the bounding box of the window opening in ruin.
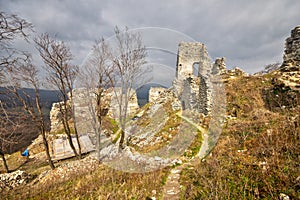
[193,62,199,76]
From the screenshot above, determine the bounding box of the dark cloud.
[1,0,299,73]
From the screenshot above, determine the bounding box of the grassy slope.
[1,153,170,200]
[180,74,300,199]
[2,73,299,199]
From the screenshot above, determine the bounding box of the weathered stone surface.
[50,87,140,139]
[149,87,168,103]
[279,193,290,200]
[279,26,300,90]
[108,87,139,119]
[50,101,71,132]
[226,67,248,78]
[212,57,226,75]
[176,42,208,80]
[282,26,300,69]
[0,170,32,192]
[173,42,214,114]
[36,155,99,185]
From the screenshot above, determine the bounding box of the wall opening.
[193,62,199,76]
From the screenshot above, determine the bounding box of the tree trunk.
[70,92,82,159]
[65,125,79,158]
[60,103,79,158]
[119,129,125,150]
[96,125,101,162]
[41,130,55,170]
[0,152,9,173]
[34,84,55,170]
[73,123,82,159]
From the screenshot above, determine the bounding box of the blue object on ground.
[21,148,29,157]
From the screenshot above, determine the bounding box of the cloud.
[1,0,300,74]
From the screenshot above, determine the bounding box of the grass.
[129,101,182,153]
[179,74,300,199]
[183,130,202,159]
[2,73,300,199]
[2,161,170,200]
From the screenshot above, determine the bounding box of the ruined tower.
[176,42,206,80]
[174,42,213,114]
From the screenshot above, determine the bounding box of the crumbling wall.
[0,170,32,192]
[174,42,213,114]
[176,42,207,80]
[108,87,139,119]
[50,101,72,132]
[149,87,168,103]
[279,26,300,90]
[282,26,300,68]
[212,57,226,75]
[50,87,139,139]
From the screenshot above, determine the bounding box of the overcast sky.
[1,0,300,79]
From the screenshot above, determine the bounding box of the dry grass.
[180,75,300,199]
[2,74,300,199]
[2,158,170,200]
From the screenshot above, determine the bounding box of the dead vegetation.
[1,74,299,199]
[1,154,169,200]
[180,75,300,199]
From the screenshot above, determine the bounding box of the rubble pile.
[0,170,33,192]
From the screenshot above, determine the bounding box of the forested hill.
[0,87,60,109]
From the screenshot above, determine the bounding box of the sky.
[1,0,300,85]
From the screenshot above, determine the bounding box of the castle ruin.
[282,26,300,69]
[173,42,215,114]
[148,42,226,114]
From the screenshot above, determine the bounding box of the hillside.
[180,73,300,199]
[1,26,300,199]
[1,70,299,199]
[0,87,60,110]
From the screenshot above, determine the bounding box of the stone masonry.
[212,57,226,75]
[176,42,208,80]
[50,88,139,141]
[279,26,300,90]
[173,42,214,114]
[282,25,300,69]
[149,87,168,103]
[108,87,139,119]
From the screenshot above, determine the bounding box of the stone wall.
[149,87,168,103]
[50,87,140,138]
[282,26,300,68]
[108,88,139,119]
[176,42,209,80]
[212,57,226,75]
[50,101,71,132]
[279,26,300,90]
[173,42,214,114]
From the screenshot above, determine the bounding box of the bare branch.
[35,33,82,159]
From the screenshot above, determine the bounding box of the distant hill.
[0,87,60,110]
[136,83,168,107]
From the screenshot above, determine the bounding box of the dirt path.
[162,113,208,199]
[162,163,188,200]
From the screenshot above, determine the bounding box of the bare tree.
[0,100,16,173]
[3,60,56,169]
[0,12,33,82]
[80,38,114,161]
[0,99,42,172]
[74,27,148,158]
[110,27,148,149]
[34,33,82,159]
